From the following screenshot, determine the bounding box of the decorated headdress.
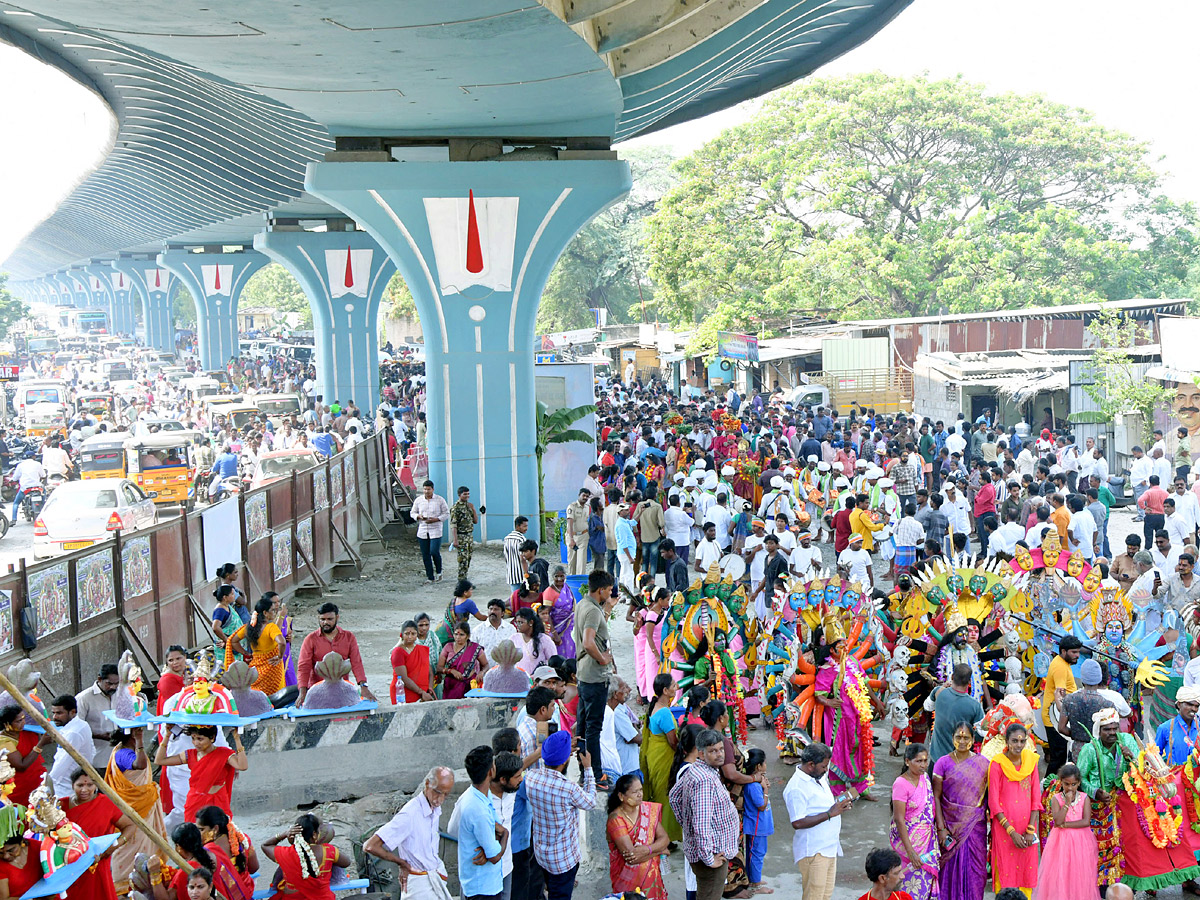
[1090,587,1132,636]
[822,611,847,645]
[944,606,968,634]
[0,758,15,788]
[1091,706,1120,741]
[27,784,66,832]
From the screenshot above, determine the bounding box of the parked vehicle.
[33,478,158,558]
[249,446,322,490]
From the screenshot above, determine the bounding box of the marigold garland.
[1123,752,1183,848]
[1185,754,1200,834]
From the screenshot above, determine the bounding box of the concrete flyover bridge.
[1,0,912,539]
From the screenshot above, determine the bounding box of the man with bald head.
[365,765,456,900]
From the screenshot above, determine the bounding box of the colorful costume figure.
[1076,707,1134,888]
[112,650,149,719]
[28,785,90,900]
[813,612,878,797]
[172,655,239,717]
[1118,737,1200,892]
[1071,587,1172,702]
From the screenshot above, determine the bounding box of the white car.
[34,478,158,558]
[249,447,322,489]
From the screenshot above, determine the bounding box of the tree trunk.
[537,450,546,543]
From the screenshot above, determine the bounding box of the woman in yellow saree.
[225,592,287,695]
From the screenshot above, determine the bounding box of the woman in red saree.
[390,621,433,704]
[0,708,47,807]
[196,806,257,900]
[59,770,135,900]
[157,647,189,715]
[153,725,247,822]
[262,813,352,900]
[605,774,669,900]
[148,823,227,900]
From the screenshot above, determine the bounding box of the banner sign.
[717,332,759,363]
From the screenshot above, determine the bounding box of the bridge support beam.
[113,260,176,352]
[307,159,630,540]
[158,250,267,370]
[254,228,395,413]
[81,266,120,330]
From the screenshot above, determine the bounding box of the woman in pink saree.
[633,589,669,702]
[606,773,669,899]
[814,631,880,799]
[932,722,988,900]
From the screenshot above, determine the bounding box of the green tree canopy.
[647,73,1200,354]
[240,263,313,328]
[0,275,29,339]
[536,145,676,332]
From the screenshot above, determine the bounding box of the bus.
[26,334,59,355]
[66,308,109,336]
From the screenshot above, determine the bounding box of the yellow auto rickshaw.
[125,431,199,508]
[78,434,128,480]
[25,402,68,438]
[75,391,115,421]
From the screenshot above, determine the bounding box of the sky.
[4,0,1200,269]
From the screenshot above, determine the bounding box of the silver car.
[34,478,158,558]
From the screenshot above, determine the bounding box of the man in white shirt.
[790,531,820,580]
[49,695,96,799]
[475,599,517,658]
[988,509,1026,558]
[694,521,722,573]
[941,482,972,538]
[707,492,734,552]
[11,453,46,523]
[1066,495,1097,562]
[1152,447,1173,492]
[364,767,454,899]
[1025,506,1053,547]
[663,495,694,560]
[770,513,797,557]
[41,441,72,479]
[944,428,967,458]
[1172,477,1200,538]
[784,742,849,900]
[1016,445,1036,479]
[1164,498,1192,548]
[837,533,873,588]
[1130,446,1153,520]
[742,518,769,596]
[1152,530,1183,574]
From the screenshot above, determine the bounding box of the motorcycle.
[21,484,46,522]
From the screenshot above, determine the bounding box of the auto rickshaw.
[74,391,115,422]
[25,401,68,438]
[125,431,199,508]
[78,434,128,480]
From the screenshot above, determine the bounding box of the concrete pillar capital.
[157,249,268,369]
[253,229,396,411]
[306,159,630,539]
[112,260,176,350]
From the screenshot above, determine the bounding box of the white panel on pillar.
[201,265,233,296]
[323,248,372,299]
[88,274,107,293]
[112,271,130,292]
[148,268,170,292]
[423,192,519,294]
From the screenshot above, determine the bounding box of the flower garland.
[1184,754,1200,834]
[843,662,876,787]
[1123,752,1183,848]
[719,413,742,435]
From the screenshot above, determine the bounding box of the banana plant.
[535,400,596,542]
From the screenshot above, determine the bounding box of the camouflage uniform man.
[449,486,480,579]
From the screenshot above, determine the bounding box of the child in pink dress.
[1036,764,1101,900]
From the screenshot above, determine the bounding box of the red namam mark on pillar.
[466,190,484,274]
[213,266,222,291]
[344,245,355,289]
[154,269,162,288]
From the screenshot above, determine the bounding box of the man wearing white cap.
[801,456,820,490]
[852,459,870,493]
[1157,684,1200,765]
[759,475,795,523]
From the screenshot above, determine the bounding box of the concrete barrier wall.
[234,697,516,814]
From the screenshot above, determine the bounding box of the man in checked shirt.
[524,729,596,900]
[669,729,741,900]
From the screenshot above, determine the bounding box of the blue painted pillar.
[51,274,76,308]
[85,265,136,336]
[306,160,630,540]
[113,260,175,352]
[253,229,395,411]
[67,271,95,311]
[158,250,267,369]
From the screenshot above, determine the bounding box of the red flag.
[344,245,354,289]
[466,190,483,274]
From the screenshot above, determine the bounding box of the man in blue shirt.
[1157,688,1200,765]
[457,745,507,900]
[311,426,336,459]
[208,444,240,499]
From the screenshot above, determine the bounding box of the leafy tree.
[173,285,196,327]
[536,146,676,332]
[647,73,1200,355]
[1078,306,1171,440]
[0,275,29,339]
[240,264,313,328]
[535,401,595,541]
[383,273,418,322]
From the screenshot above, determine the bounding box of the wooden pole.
[0,668,190,870]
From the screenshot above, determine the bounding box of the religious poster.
[245,493,269,544]
[29,565,70,638]
[0,592,12,654]
[344,455,356,498]
[76,551,116,622]
[272,531,293,581]
[122,536,153,598]
[331,464,343,506]
[296,518,313,569]
[313,470,328,510]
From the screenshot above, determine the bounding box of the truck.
[788,369,912,415]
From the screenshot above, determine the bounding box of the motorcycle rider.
[41,438,73,482]
[11,451,46,523]
[208,442,240,501]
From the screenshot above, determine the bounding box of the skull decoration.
[887,696,910,729]
[887,667,909,695]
